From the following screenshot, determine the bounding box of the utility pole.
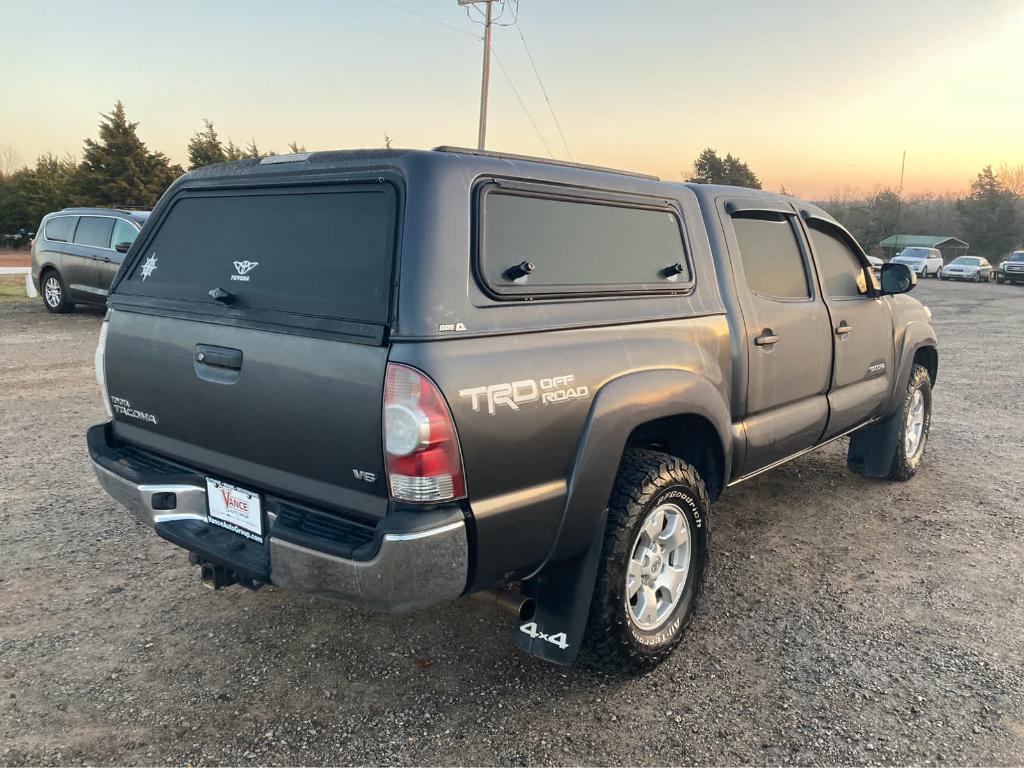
[460,0,495,150]
[893,150,906,258]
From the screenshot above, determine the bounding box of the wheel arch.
[625,413,726,501]
[913,344,938,387]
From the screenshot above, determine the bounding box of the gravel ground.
[1,280,1023,766]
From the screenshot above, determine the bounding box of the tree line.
[689,147,1024,259]
[0,102,304,242]
[1,103,1021,259]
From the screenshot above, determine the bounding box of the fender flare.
[517,368,732,664]
[885,321,938,414]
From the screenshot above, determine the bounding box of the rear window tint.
[44,216,77,242]
[119,186,396,323]
[731,213,810,299]
[111,218,139,250]
[481,190,689,296]
[73,216,115,248]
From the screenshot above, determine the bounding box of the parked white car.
[891,247,943,278]
[940,255,994,282]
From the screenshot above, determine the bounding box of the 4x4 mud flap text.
[516,509,608,665]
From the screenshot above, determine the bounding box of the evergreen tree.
[76,102,182,207]
[687,147,761,189]
[187,119,227,169]
[224,140,246,161]
[956,166,1019,258]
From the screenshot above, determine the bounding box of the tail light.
[383,363,465,503]
[95,318,112,418]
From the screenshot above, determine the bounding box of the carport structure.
[879,234,969,263]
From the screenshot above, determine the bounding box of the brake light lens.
[95,318,112,418]
[383,363,465,503]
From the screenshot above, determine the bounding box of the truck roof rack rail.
[433,146,659,181]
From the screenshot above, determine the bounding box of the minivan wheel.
[41,270,74,313]
[583,449,710,673]
[886,364,932,481]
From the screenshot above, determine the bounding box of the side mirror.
[114,241,132,254]
[880,262,916,295]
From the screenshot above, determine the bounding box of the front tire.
[886,364,932,481]
[583,449,710,673]
[41,269,74,314]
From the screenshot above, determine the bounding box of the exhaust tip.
[518,597,536,623]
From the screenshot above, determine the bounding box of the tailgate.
[104,312,390,520]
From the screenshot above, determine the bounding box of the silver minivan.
[31,207,149,313]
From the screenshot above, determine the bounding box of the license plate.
[206,478,263,543]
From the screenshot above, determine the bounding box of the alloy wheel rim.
[44,277,61,307]
[904,388,926,458]
[625,502,692,631]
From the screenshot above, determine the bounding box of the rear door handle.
[835,323,853,336]
[754,331,780,347]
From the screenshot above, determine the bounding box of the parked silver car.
[939,255,993,282]
[31,207,149,313]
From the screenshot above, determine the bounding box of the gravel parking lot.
[1,280,1023,766]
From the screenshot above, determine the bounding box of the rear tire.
[41,269,74,314]
[886,364,931,481]
[583,449,710,674]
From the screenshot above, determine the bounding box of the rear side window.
[111,218,139,250]
[480,188,690,297]
[731,212,810,299]
[44,216,77,243]
[120,185,396,324]
[73,216,115,248]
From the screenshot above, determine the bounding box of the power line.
[490,47,554,158]
[513,14,572,160]
[375,0,479,39]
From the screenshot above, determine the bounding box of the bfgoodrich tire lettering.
[583,449,709,673]
[887,363,931,481]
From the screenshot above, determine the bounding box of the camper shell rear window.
[117,183,397,327]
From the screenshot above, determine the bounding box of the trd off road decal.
[459,374,589,415]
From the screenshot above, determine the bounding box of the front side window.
[73,216,115,248]
[44,216,77,243]
[731,212,810,299]
[808,223,869,298]
[480,189,690,296]
[111,218,139,250]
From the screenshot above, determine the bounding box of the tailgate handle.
[195,345,243,370]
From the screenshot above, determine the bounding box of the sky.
[2,0,1022,198]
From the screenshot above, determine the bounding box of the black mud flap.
[516,510,607,666]
[847,409,900,478]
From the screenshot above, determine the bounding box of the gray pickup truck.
[87,148,937,672]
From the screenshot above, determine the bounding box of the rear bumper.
[88,423,469,613]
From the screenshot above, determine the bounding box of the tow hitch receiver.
[189,553,263,592]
